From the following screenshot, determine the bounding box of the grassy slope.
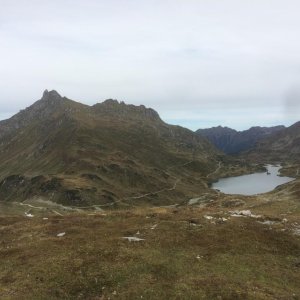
[0,92,248,207]
[1,181,300,300]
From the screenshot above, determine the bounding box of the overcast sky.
[1,0,300,130]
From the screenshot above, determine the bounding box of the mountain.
[0,90,227,207]
[196,125,285,154]
[245,121,300,163]
[196,126,237,154]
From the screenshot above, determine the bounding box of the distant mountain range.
[196,125,286,154]
[245,121,300,162]
[0,90,225,206]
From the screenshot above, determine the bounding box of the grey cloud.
[1,0,300,129]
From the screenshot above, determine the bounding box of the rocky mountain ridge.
[196,125,285,154]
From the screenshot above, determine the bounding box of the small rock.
[122,237,145,242]
[230,210,261,218]
[189,219,199,225]
[188,197,202,205]
[150,224,158,230]
[258,220,275,226]
[25,212,34,218]
[238,210,252,216]
[57,232,66,237]
[292,228,300,236]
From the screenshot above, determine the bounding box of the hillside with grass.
[1,185,300,299]
[0,90,246,207]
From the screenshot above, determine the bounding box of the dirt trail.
[127,160,195,200]
[79,160,220,207]
[128,179,180,200]
[206,161,221,178]
[19,202,45,210]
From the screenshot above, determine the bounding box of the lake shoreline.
[212,164,295,196]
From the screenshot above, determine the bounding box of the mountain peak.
[42,89,62,101]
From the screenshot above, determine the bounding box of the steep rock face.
[246,121,300,162]
[196,125,285,154]
[0,90,224,206]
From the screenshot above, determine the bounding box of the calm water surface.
[212,165,295,195]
